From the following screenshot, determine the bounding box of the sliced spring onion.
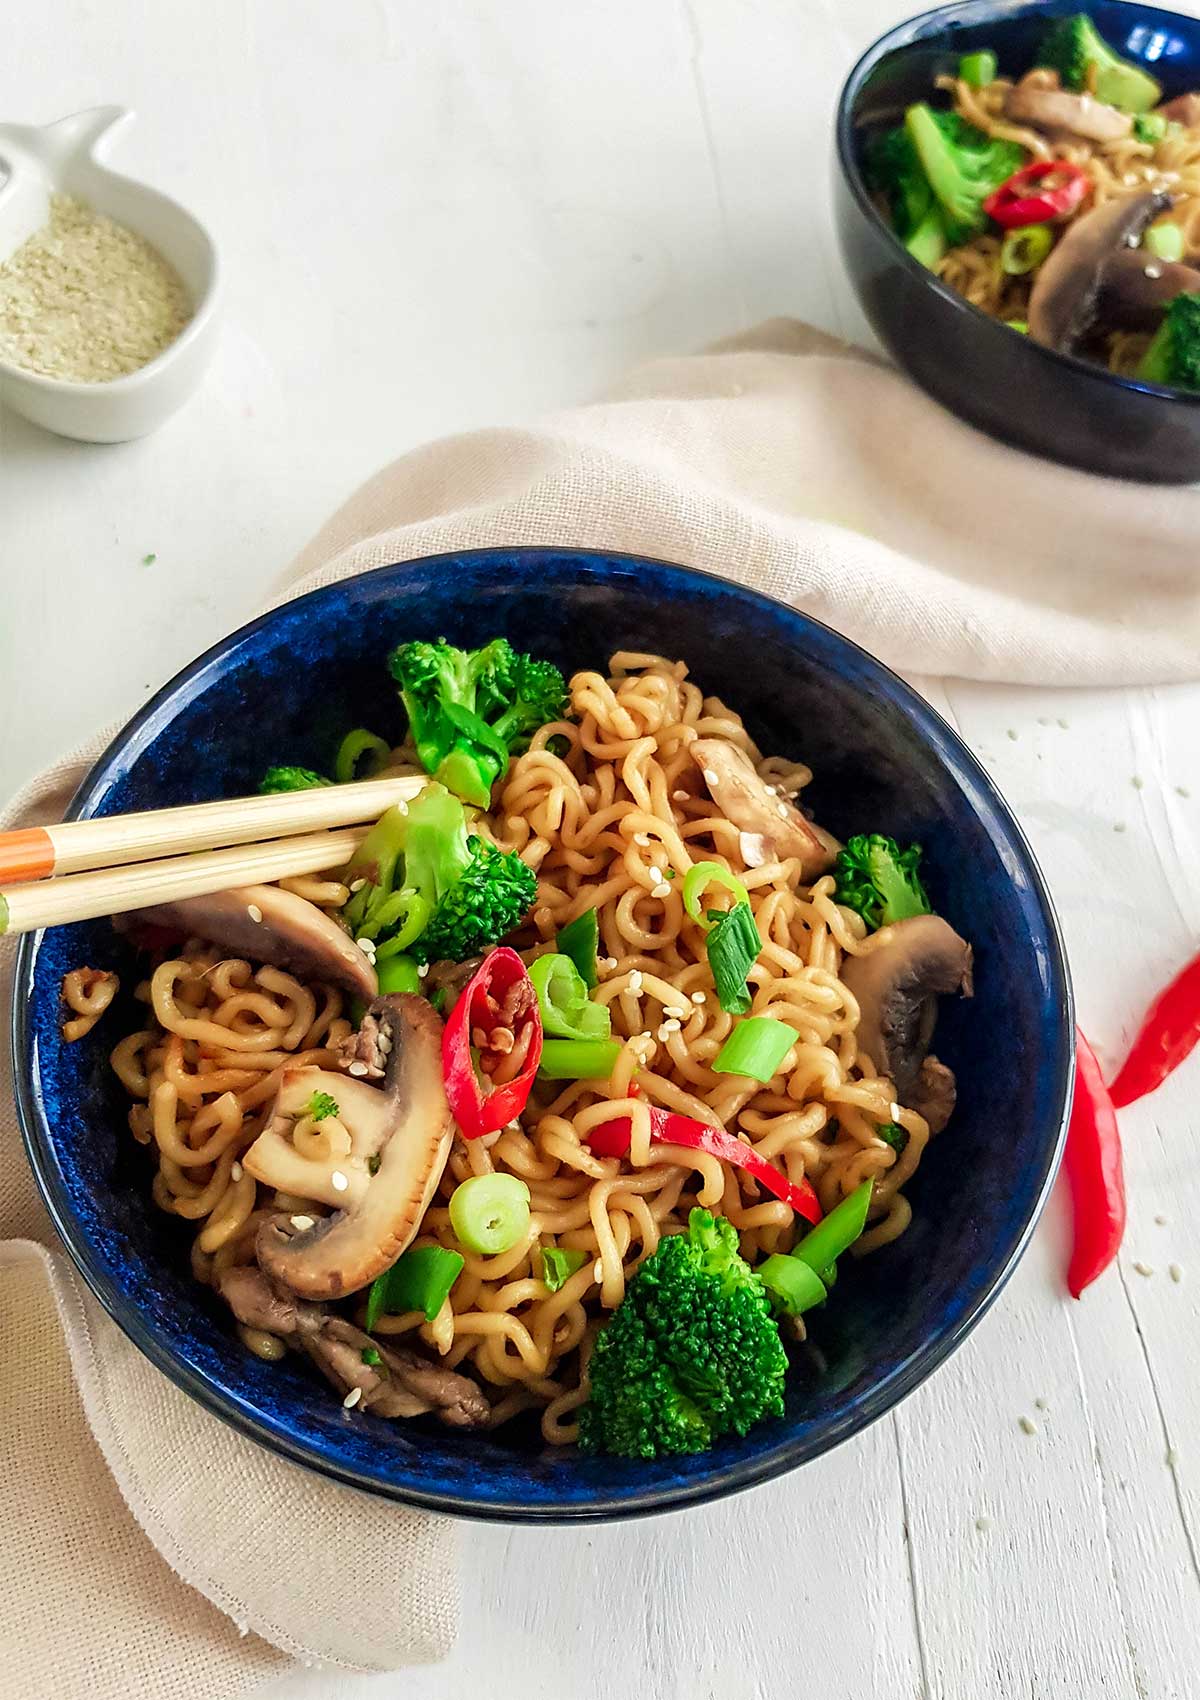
[682,861,751,930]
[1000,223,1053,275]
[361,1346,382,1366]
[706,901,762,1015]
[712,1015,797,1081]
[335,728,391,785]
[792,1178,874,1272]
[538,1036,622,1079]
[877,1120,909,1154]
[449,1173,531,1255]
[365,1244,464,1329]
[376,953,420,995]
[1145,222,1184,263]
[957,49,996,87]
[1006,319,1029,334]
[556,907,600,989]
[757,1253,827,1316]
[529,951,610,1041]
[541,1246,588,1291]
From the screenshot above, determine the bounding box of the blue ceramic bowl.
[835,0,1200,482]
[14,548,1072,1521]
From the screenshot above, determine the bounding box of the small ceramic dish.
[0,106,219,442]
[13,548,1074,1522]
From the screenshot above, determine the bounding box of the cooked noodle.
[932,74,1200,368]
[110,654,930,1442]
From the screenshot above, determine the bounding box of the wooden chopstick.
[0,828,366,937]
[0,774,426,887]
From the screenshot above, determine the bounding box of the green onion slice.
[538,1037,622,1079]
[705,901,762,1014]
[957,49,997,87]
[365,1245,464,1329]
[449,1173,531,1255]
[541,1246,588,1292]
[712,1015,797,1082]
[556,907,600,989]
[682,861,751,930]
[792,1179,874,1272]
[529,952,610,1042]
[1000,223,1053,275]
[757,1253,827,1316]
[1145,222,1184,264]
[376,953,420,995]
[335,728,391,785]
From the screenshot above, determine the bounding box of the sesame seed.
[1124,232,1140,247]
[703,769,720,787]
[247,904,263,923]
[1019,1416,1038,1436]
[535,907,552,926]
[1145,264,1163,279]
[343,1386,363,1409]
[628,971,643,993]
[975,1516,991,1533]
[889,1102,901,1120]
[1034,1396,1048,1411]
[230,1161,243,1182]
[764,784,777,795]
[1134,1261,1154,1277]
[1131,775,1144,789]
[1168,1446,1180,1466]
[1123,171,1140,186]
[1114,822,1127,834]
[672,790,689,802]
[1006,729,1018,742]
[1155,1213,1169,1226]
[1170,1263,1184,1283]
[661,1018,681,1033]
[653,884,671,900]
[691,991,706,1004]
[1037,716,1051,726]
[1057,717,1069,729]
[649,864,664,879]
[634,833,651,846]
[593,1260,603,1281]
[417,964,429,978]
[1177,785,1192,799]
[349,878,366,893]
[663,1005,689,1020]
[348,1061,369,1077]
[331,1170,349,1192]
[776,803,789,819]
[290,1214,315,1231]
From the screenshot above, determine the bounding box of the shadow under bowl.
[14,548,1073,1521]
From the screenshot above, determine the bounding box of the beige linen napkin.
[4,320,1196,1700]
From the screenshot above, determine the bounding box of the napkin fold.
[3,319,1195,1700]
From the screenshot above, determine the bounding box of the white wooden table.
[4,4,1199,1696]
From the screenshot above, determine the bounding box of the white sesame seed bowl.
[0,105,219,442]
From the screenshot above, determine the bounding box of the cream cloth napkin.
[3,320,1197,1700]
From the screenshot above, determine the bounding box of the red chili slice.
[441,947,543,1138]
[983,160,1090,229]
[1064,1029,1126,1300]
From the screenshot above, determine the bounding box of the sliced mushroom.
[1028,192,1170,351]
[129,883,377,998]
[217,1266,490,1427]
[909,1055,957,1136]
[252,994,453,1299]
[691,739,839,877]
[242,1066,390,1208]
[1098,247,1200,329]
[841,915,973,1108]
[1160,93,1200,126]
[1005,81,1132,143]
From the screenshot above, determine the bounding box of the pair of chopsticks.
[0,775,427,937]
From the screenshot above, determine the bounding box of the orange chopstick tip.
[0,827,56,885]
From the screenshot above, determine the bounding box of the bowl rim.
[834,0,1200,408]
[12,545,1076,1523]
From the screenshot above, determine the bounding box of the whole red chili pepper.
[1064,1028,1126,1300]
[983,160,1090,228]
[442,947,543,1138]
[588,1103,821,1225]
[1108,947,1200,1109]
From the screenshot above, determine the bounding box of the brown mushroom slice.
[217,1267,490,1427]
[909,1055,958,1137]
[1098,247,1200,329]
[130,883,377,998]
[1160,93,1200,125]
[1028,192,1170,351]
[243,1066,393,1209]
[841,915,973,1106]
[255,994,454,1300]
[691,739,840,877]
[1004,82,1132,142]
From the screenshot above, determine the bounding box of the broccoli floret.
[258,765,332,794]
[904,104,1024,243]
[834,834,932,932]
[388,637,567,807]
[1038,14,1161,113]
[578,1208,787,1460]
[341,783,535,963]
[1132,112,1180,145]
[307,1091,340,1122]
[877,1120,910,1155]
[1137,293,1200,391]
[865,124,947,267]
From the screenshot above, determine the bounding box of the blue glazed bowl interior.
[14,549,1072,1521]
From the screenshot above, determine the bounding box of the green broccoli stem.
[905,203,947,269]
[403,784,474,900]
[1138,320,1172,386]
[436,745,501,809]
